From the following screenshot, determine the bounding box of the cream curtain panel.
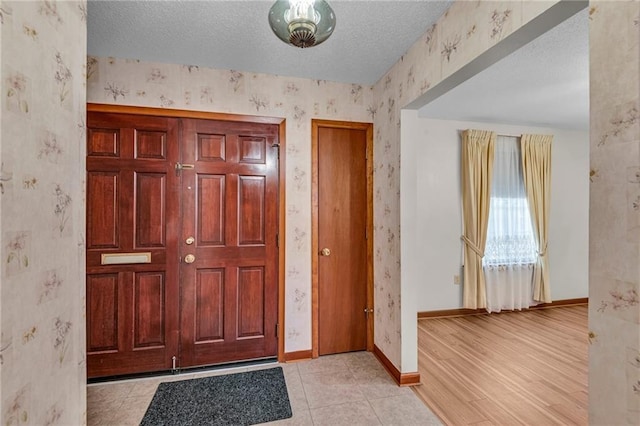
[461,129,495,309]
[521,134,553,303]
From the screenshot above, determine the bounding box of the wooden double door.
[86,110,279,378]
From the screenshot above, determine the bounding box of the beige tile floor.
[87,351,442,426]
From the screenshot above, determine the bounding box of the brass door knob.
[320,248,331,256]
[184,254,196,264]
[185,236,195,245]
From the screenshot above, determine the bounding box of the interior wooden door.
[315,122,371,356]
[179,118,279,368]
[86,112,180,377]
[86,109,281,378]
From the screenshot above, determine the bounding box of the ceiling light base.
[289,21,317,48]
[269,0,336,49]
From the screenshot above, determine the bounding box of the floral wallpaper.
[588,1,640,424]
[378,0,638,419]
[374,9,638,423]
[86,55,374,354]
[1,1,87,425]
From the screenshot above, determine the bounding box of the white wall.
[401,112,589,312]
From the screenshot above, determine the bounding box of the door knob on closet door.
[184,254,196,264]
[185,236,195,245]
[320,248,331,256]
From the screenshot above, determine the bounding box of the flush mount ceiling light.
[268,0,336,48]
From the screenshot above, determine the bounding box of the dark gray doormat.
[140,367,292,426]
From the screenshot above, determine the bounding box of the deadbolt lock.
[320,248,331,256]
[185,236,195,245]
[184,254,196,264]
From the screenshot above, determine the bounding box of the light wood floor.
[413,305,588,425]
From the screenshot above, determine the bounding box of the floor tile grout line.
[295,364,313,418]
[364,398,384,425]
[87,397,127,426]
[87,386,134,408]
[299,368,317,413]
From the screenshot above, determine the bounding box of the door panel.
[316,124,370,356]
[195,269,225,342]
[197,175,225,245]
[237,266,265,337]
[238,176,266,244]
[135,173,166,247]
[239,137,266,163]
[197,133,226,161]
[133,272,165,348]
[87,172,119,248]
[86,113,180,378]
[87,128,119,157]
[86,274,118,352]
[135,130,166,159]
[179,118,279,368]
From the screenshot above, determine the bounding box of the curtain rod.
[459,130,523,138]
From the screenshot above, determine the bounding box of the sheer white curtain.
[483,136,538,313]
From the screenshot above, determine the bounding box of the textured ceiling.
[418,7,589,131]
[88,1,589,129]
[87,0,453,86]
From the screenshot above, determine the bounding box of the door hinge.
[275,323,279,338]
[364,308,373,318]
[276,233,279,248]
[272,143,280,159]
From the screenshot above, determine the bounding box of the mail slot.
[101,252,151,265]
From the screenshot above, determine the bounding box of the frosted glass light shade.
[268,0,336,48]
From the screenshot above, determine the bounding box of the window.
[483,136,537,266]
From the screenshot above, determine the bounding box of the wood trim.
[311,122,320,359]
[88,103,288,363]
[87,103,283,124]
[365,124,374,352]
[417,297,588,319]
[311,119,374,358]
[533,297,588,308]
[373,345,421,387]
[283,349,313,362]
[399,372,422,386]
[277,120,286,362]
